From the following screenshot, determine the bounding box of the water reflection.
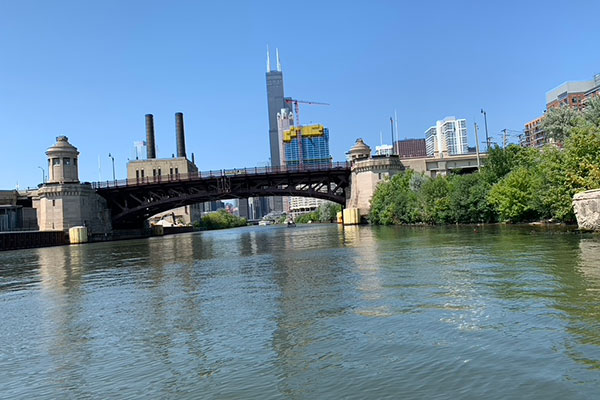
[557,238,600,370]
[1,225,600,398]
[37,245,92,398]
[344,226,390,317]
[270,226,349,398]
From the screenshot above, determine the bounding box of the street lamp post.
[481,108,490,152]
[37,166,45,184]
[108,153,115,182]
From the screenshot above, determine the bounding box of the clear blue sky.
[1,0,599,188]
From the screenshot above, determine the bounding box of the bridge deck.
[92,163,351,228]
[92,162,350,190]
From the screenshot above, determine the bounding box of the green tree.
[447,174,496,223]
[582,96,600,128]
[488,167,545,222]
[318,202,342,223]
[369,170,421,225]
[482,144,539,183]
[199,209,247,230]
[420,176,451,224]
[296,211,319,223]
[540,106,580,143]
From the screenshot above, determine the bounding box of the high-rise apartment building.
[425,117,468,157]
[522,73,600,148]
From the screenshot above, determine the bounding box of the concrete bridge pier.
[33,136,112,240]
[344,139,404,224]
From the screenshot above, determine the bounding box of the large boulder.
[573,189,600,231]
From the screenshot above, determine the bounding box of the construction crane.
[283,98,329,168]
[284,98,330,126]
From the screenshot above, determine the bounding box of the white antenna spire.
[394,109,399,142]
[266,45,271,72]
[276,48,281,71]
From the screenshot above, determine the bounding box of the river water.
[1,224,599,399]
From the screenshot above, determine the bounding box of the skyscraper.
[283,125,331,168]
[266,47,291,168]
[266,48,292,213]
[425,117,468,156]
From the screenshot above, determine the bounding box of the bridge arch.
[94,164,350,228]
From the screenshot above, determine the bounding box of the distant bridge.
[93,163,351,228]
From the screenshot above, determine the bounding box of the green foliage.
[539,125,600,221]
[582,96,600,127]
[369,170,421,225]
[447,174,496,223]
[368,110,600,225]
[482,144,539,183]
[294,203,341,224]
[540,106,580,143]
[420,176,451,224]
[488,167,544,222]
[296,211,319,224]
[318,202,342,223]
[198,209,247,230]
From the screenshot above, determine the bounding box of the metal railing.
[91,162,350,190]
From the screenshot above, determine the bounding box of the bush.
[369,170,421,225]
[488,167,544,222]
[198,209,247,230]
[447,174,496,223]
[296,211,319,224]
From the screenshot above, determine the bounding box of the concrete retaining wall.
[573,189,600,231]
[0,231,67,251]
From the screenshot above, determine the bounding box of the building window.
[52,158,60,166]
[153,169,156,177]
[136,170,140,179]
[175,168,179,175]
[170,168,173,176]
[63,158,71,165]
[141,170,145,178]
[52,199,55,207]
[73,158,77,166]
[158,168,161,176]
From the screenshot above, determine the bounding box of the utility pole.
[502,129,508,148]
[474,122,481,171]
[481,108,490,152]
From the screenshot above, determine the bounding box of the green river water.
[1,224,599,399]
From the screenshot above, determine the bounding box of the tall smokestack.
[145,114,156,159]
[175,112,186,158]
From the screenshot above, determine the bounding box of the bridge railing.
[91,162,350,189]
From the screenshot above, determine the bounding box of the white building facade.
[425,117,468,156]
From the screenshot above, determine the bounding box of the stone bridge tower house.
[345,138,404,223]
[33,136,112,236]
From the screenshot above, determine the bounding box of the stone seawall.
[573,189,600,231]
[0,231,67,251]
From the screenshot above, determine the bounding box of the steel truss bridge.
[92,163,351,228]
